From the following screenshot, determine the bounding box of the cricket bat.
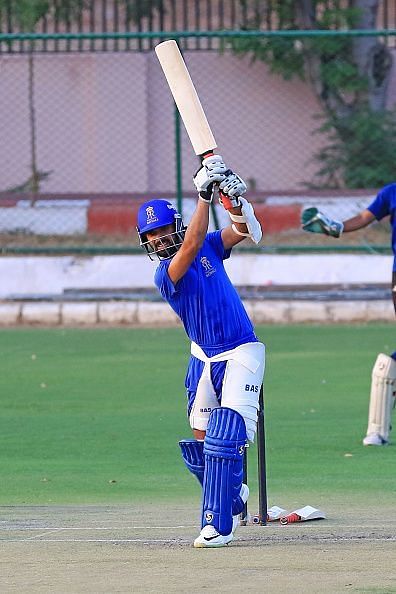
[155,39,217,158]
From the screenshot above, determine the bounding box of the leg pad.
[179,440,204,486]
[364,353,396,445]
[202,407,247,535]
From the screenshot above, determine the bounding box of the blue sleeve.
[205,230,232,261]
[368,185,393,221]
[154,261,178,300]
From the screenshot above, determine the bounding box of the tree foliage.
[0,0,84,29]
[312,108,396,188]
[0,0,161,29]
[229,1,394,188]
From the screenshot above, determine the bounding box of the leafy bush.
[309,108,396,189]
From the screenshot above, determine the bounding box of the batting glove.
[219,171,247,197]
[193,154,228,192]
[301,207,344,238]
[198,183,215,204]
[218,171,247,210]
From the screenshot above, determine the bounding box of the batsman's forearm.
[184,200,210,249]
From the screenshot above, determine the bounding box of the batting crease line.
[1,538,183,543]
[0,536,395,544]
[0,524,393,531]
[21,529,68,541]
[0,525,197,531]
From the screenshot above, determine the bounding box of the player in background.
[136,155,265,547]
[301,183,396,446]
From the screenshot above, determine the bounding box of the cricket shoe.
[193,484,249,548]
[363,433,389,446]
[193,525,233,548]
[232,483,250,533]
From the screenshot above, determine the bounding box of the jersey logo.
[145,206,158,225]
[245,384,259,393]
[200,407,212,413]
[200,256,216,277]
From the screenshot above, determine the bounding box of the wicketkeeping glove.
[301,207,344,238]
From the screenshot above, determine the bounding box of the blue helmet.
[136,199,186,260]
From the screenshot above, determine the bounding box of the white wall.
[0,254,392,299]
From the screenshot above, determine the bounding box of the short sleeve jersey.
[367,183,396,270]
[154,231,257,356]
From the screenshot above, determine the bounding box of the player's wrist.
[199,192,212,204]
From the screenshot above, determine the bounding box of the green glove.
[301,207,344,238]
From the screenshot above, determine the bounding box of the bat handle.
[200,150,215,161]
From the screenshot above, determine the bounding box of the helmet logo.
[146,206,158,225]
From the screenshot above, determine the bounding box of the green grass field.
[0,325,395,508]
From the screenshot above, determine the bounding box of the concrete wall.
[0,253,393,299]
[0,299,393,327]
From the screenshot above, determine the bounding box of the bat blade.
[155,39,217,157]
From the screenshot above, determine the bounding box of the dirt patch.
[1,503,395,593]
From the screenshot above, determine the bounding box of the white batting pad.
[189,371,220,431]
[363,353,396,445]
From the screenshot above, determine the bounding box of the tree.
[228,1,395,188]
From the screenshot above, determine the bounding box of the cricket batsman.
[301,183,396,446]
[136,155,265,547]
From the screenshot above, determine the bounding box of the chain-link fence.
[0,30,394,254]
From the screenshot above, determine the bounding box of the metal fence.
[1,0,396,53]
[0,30,394,254]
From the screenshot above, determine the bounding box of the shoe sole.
[193,535,233,548]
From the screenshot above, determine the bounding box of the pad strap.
[231,224,250,238]
[228,212,246,223]
[229,211,251,238]
[227,197,262,244]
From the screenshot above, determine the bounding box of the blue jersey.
[367,183,396,270]
[154,231,257,356]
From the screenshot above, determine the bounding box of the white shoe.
[232,483,249,533]
[193,525,233,548]
[363,433,389,446]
